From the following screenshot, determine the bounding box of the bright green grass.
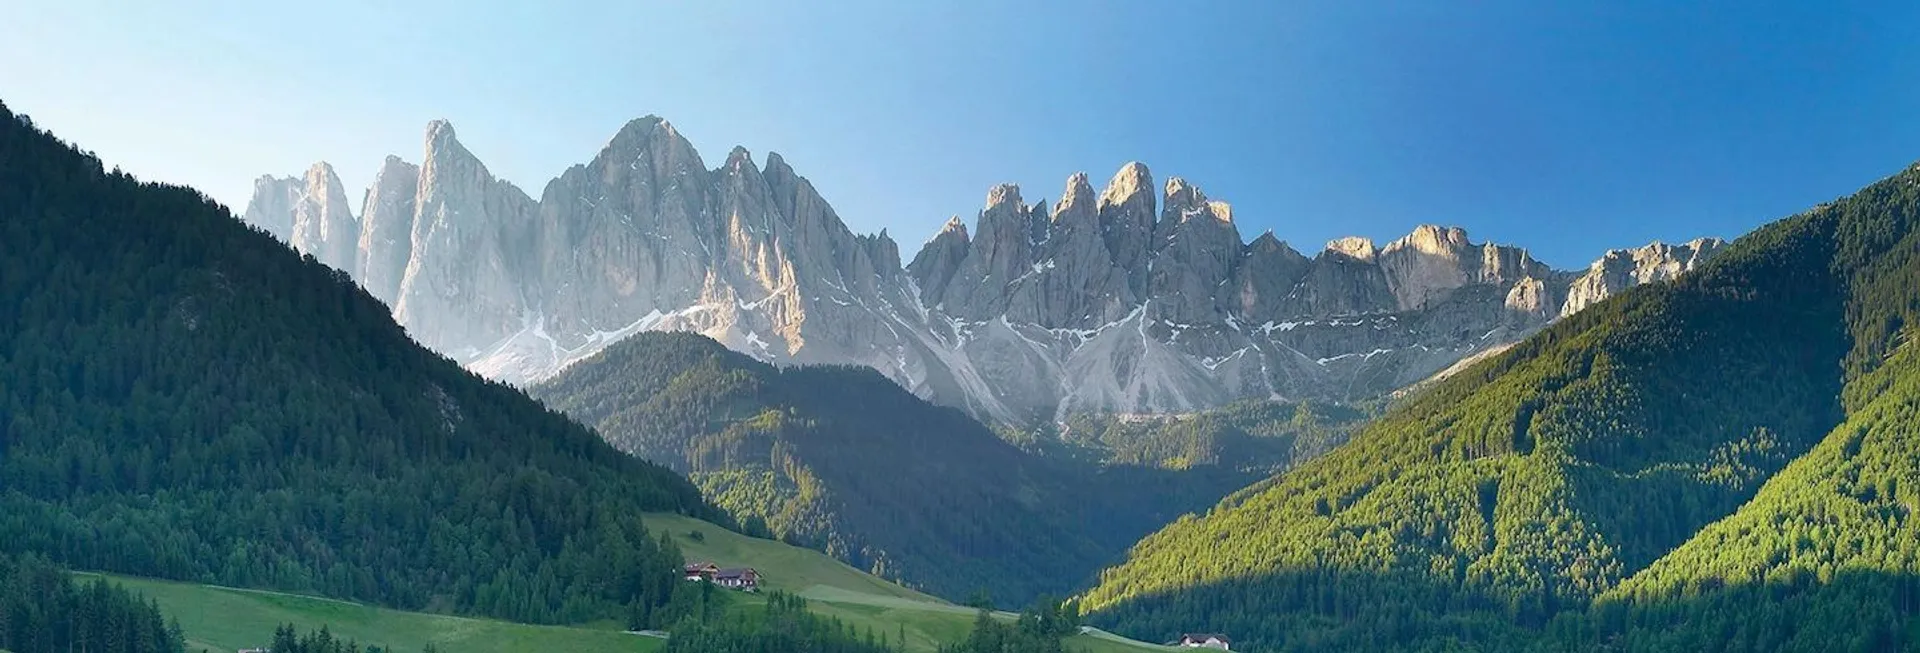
[75,573,661,653]
[77,514,1170,653]
[643,512,939,602]
[644,513,1173,652]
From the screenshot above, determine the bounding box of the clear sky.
[3,0,1916,267]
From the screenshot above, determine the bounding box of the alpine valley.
[6,92,1920,653]
[241,117,1723,426]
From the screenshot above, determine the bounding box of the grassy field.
[76,573,659,653]
[642,513,1172,653]
[81,513,1172,653]
[644,512,939,603]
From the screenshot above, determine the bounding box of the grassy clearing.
[76,573,658,653]
[77,513,1171,653]
[643,513,1172,652]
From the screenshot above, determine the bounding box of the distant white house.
[1178,633,1231,650]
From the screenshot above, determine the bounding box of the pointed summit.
[1097,162,1157,296]
[940,215,969,239]
[357,155,421,305]
[425,119,458,147]
[241,174,302,242]
[986,183,1024,211]
[289,161,358,271]
[1326,236,1378,262]
[1054,172,1098,221]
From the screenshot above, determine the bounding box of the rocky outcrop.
[289,163,360,272]
[1004,173,1136,327]
[392,120,540,357]
[243,117,1724,426]
[1560,237,1726,316]
[355,156,418,305]
[907,217,970,303]
[241,175,301,243]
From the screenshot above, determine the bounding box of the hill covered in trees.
[0,553,185,653]
[1080,162,1920,651]
[0,100,720,626]
[1040,400,1370,472]
[531,332,1252,604]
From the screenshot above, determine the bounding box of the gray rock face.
[289,163,360,271]
[393,120,540,357]
[1099,162,1156,297]
[906,217,970,303]
[1560,237,1726,316]
[241,175,301,242]
[241,118,1725,426]
[1224,232,1312,320]
[355,156,418,305]
[1004,173,1136,327]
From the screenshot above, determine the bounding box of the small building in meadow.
[713,567,759,591]
[1177,633,1231,650]
[683,562,719,582]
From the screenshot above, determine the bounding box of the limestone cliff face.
[241,175,302,243]
[355,156,419,306]
[289,163,360,272]
[391,121,540,357]
[242,165,360,271]
[242,118,1723,425]
[1561,238,1726,316]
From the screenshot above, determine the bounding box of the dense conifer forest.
[532,332,1251,604]
[0,101,719,626]
[0,554,185,653]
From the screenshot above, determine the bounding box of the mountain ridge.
[241,117,1722,425]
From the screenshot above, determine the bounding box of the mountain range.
[7,94,1918,652]
[241,118,1722,425]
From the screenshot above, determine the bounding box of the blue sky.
[3,1,1916,267]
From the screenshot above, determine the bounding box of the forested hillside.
[0,554,185,653]
[0,101,719,626]
[532,333,1249,604]
[1047,400,1370,472]
[1081,162,1920,651]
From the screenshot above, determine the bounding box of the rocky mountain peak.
[1053,172,1099,225]
[1325,236,1378,262]
[1100,162,1154,207]
[290,162,358,271]
[985,183,1024,211]
[424,119,458,149]
[1163,176,1203,212]
[1206,200,1234,224]
[763,151,794,181]
[608,115,668,145]
[1387,224,1471,255]
[906,216,973,304]
[724,146,757,171]
[246,124,1730,427]
[1248,230,1287,251]
[242,174,302,242]
[355,155,421,305]
[1561,237,1726,316]
[396,118,539,358]
[938,215,970,240]
[1097,162,1157,295]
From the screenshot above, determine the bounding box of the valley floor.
[82,513,1174,653]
